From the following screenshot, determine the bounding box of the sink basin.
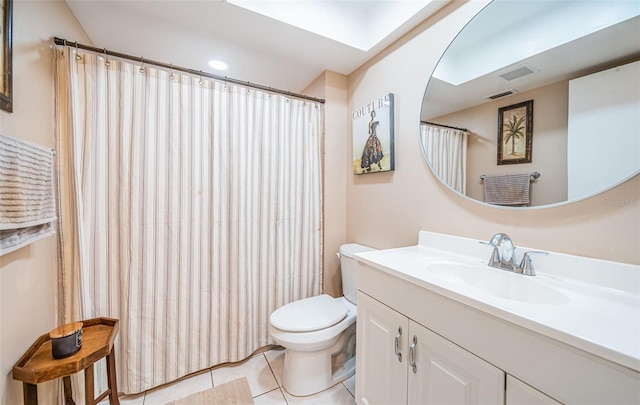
[425,262,568,305]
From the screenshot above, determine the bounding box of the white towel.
[0,134,56,255]
[483,173,531,206]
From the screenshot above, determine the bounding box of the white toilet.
[269,243,375,396]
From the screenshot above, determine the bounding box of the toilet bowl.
[268,243,375,396]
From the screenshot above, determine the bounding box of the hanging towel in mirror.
[483,173,531,206]
[0,134,56,255]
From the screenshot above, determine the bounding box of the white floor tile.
[263,348,285,386]
[211,353,279,397]
[282,383,357,405]
[253,387,289,405]
[104,347,356,404]
[143,371,213,405]
[343,374,356,397]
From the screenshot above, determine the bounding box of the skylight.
[227,0,433,51]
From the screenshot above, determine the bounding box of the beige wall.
[432,80,569,206]
[0,2,89,403]
[303,71,349,297]
[346,0,640,265]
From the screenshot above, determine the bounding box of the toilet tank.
[339,243,376,305]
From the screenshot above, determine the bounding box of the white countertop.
[355,232,640,373]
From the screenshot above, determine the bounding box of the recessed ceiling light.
[208,59,228,71]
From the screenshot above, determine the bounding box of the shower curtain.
[54,46,323,394]
[420,124,467,194]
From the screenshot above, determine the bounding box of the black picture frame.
[1,0,13,113]
[497,100,533,165]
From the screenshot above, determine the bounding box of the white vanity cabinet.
[356,291,408,404]
[506,376,562,405]
[356,252,640,405]
[408,316,504,405]
[356,292,504,405]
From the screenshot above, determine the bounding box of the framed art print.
[497,100,533,165]
[353,93,394,174]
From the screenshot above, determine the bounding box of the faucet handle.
[518,251,549,276]
[479,241,502,267]
[487,246,501,267]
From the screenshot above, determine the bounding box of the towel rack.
[480,171,540,181]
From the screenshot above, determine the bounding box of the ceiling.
[423,0,640,119]
[64,0,448,94]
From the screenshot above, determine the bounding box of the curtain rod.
[53,37,325,104]
[421,121,468,132]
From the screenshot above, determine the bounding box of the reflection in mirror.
[420,0,640,208]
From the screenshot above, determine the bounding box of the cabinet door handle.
[394,326,402,362]
[409,335,417,374]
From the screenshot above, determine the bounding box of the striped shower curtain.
[420,124,467,194]
[54,46,323,394]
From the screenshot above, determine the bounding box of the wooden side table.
[13,317,120,405]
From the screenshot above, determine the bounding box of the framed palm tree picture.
[497,100,533,165]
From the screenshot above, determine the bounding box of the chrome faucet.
[482,233,548,276]
[486,233,516,271]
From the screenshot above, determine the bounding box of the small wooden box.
[49,321,83,359]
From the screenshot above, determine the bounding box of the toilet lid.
[270,294,348,332]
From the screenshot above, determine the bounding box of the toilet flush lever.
[394,326,402,362]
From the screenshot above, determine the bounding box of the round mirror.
[420,0,640,208]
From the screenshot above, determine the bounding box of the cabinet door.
[506,375,562,405]
[407,320,504,405]
[356,292,408,405]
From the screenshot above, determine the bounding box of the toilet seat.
[270,294,347,332]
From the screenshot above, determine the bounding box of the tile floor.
[103,347,356,405]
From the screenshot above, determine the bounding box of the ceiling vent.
[486,89,519,100]
[499,65,537,81]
